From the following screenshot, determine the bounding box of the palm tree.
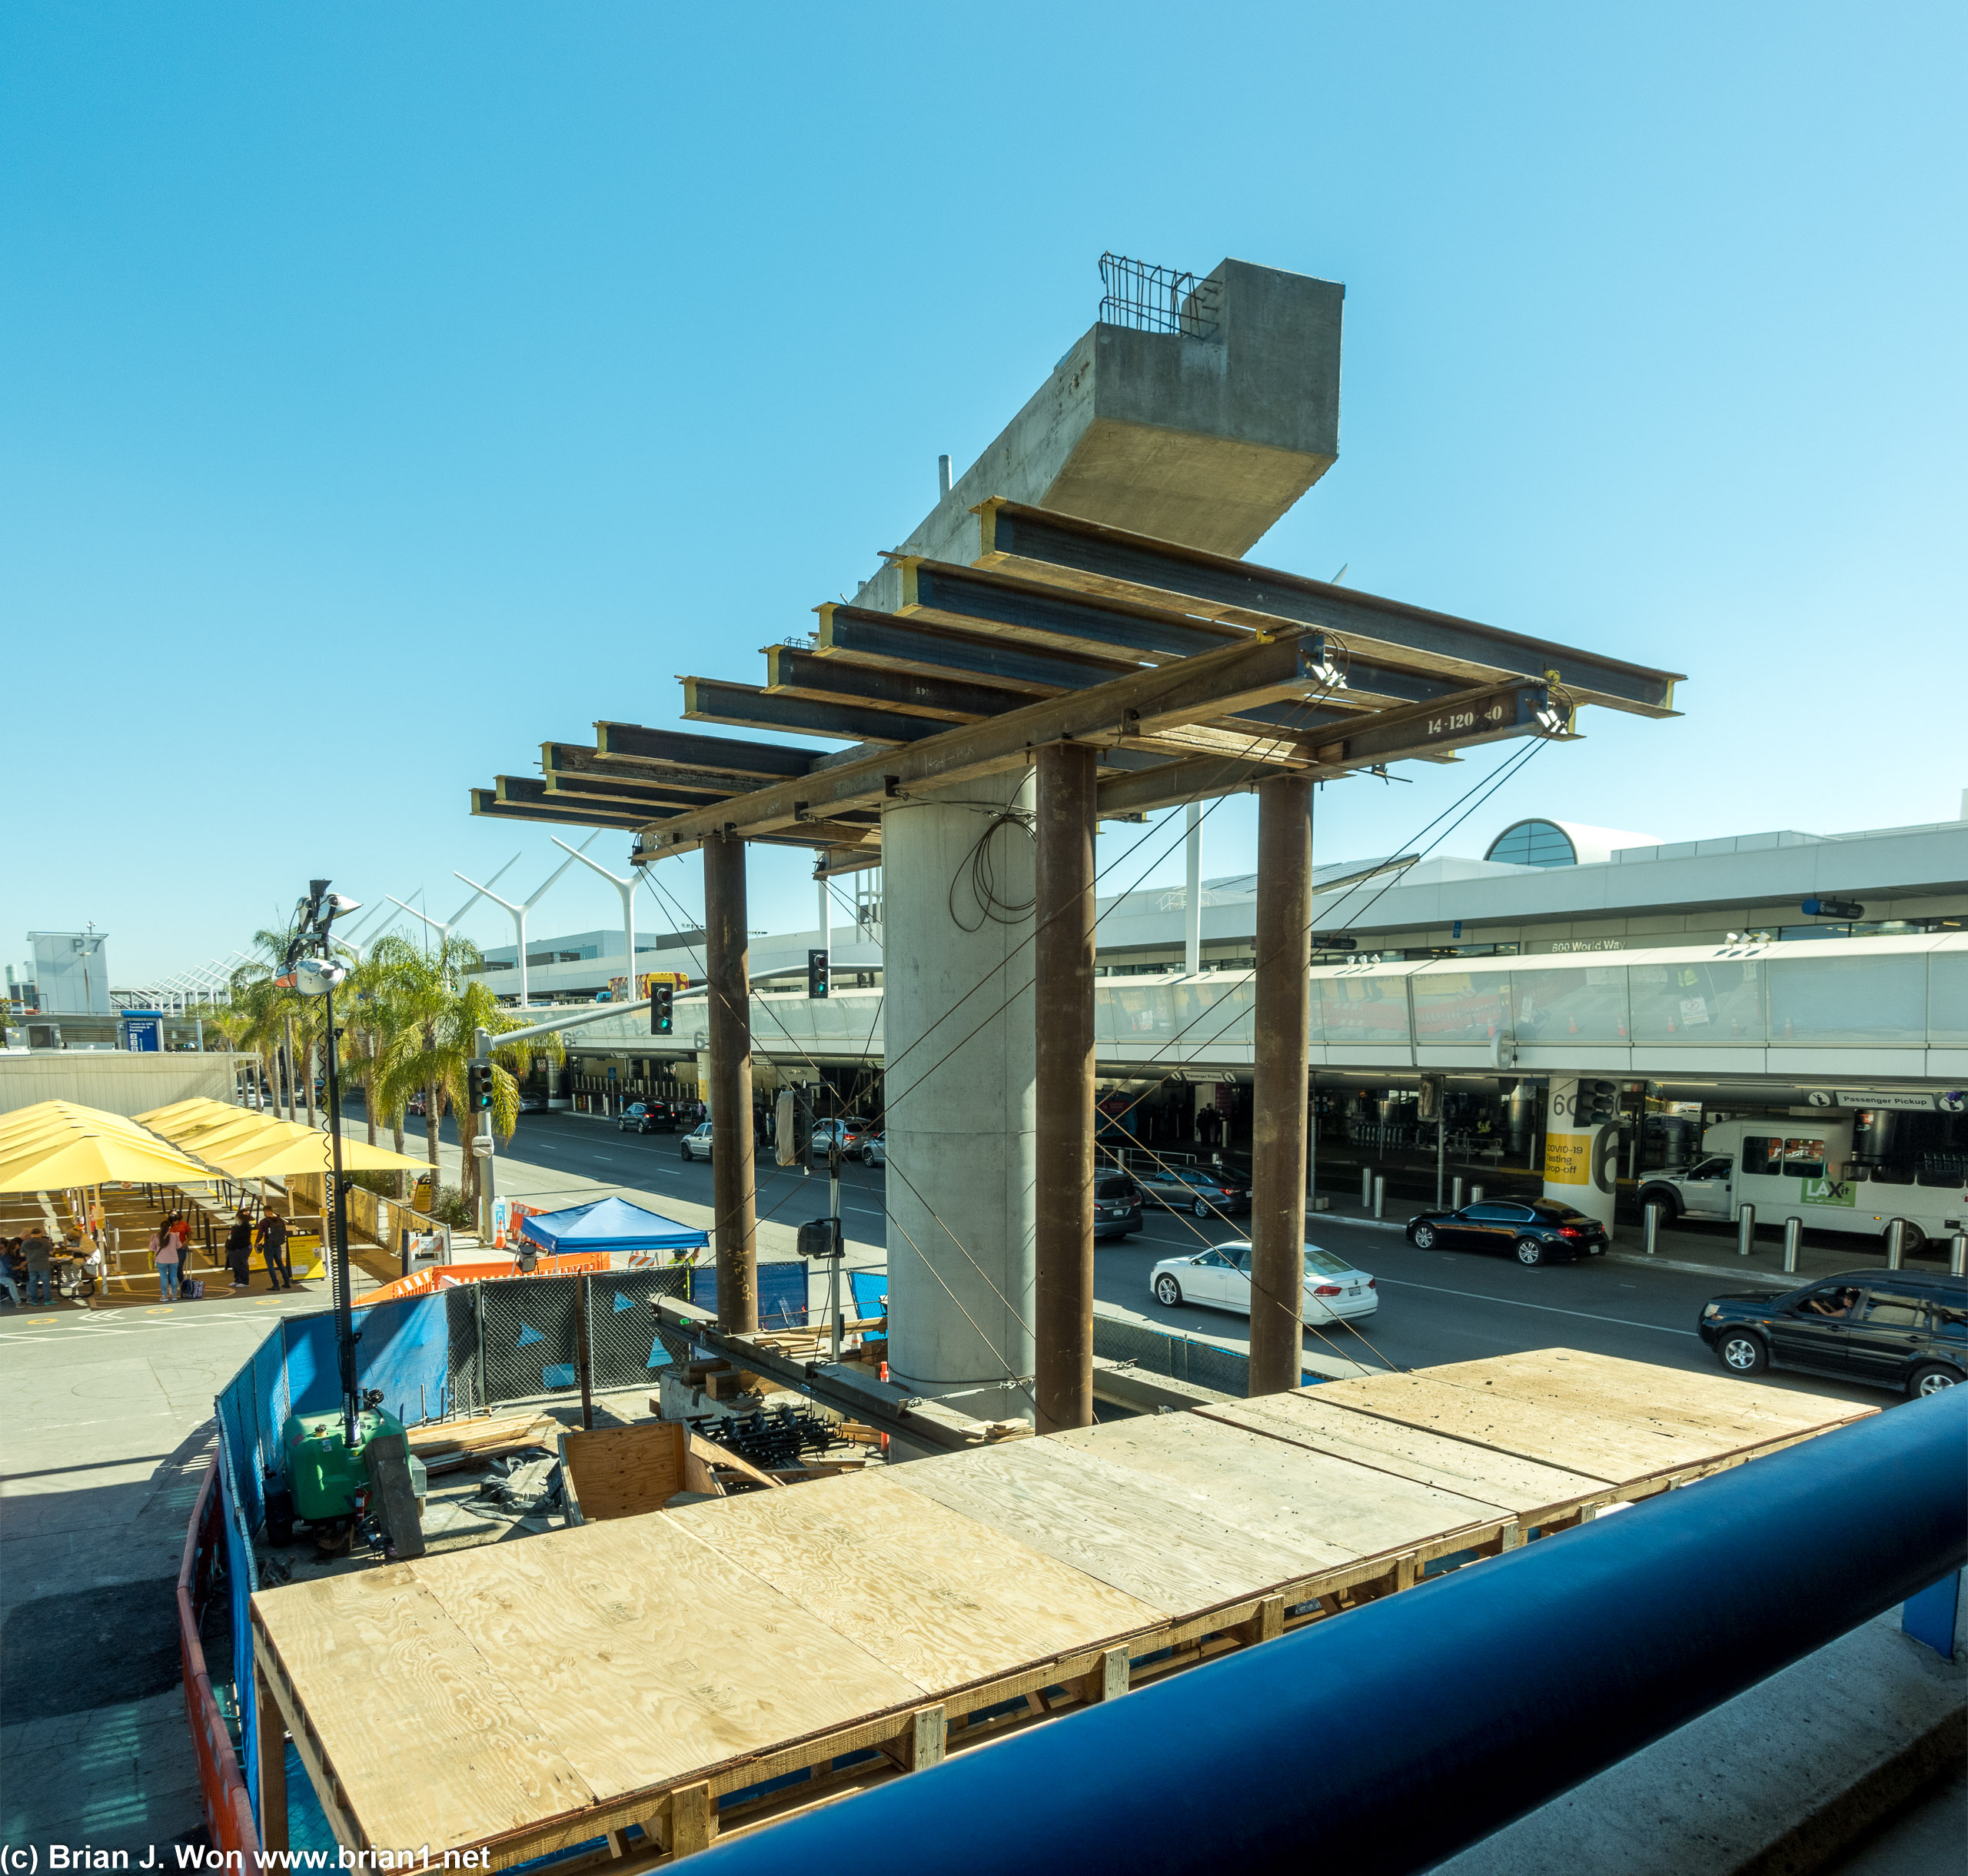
[372,936,563,1228]
[337,941,409,1150]
[230,928,304,1120]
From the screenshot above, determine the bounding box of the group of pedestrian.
[0,1228,54,1306]
[224,1208,295,1292]
[148,1206,296,1300]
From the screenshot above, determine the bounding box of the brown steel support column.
[703,833,758,1332]
[1033,743,1098,1434]
[1249,773,1312,1395]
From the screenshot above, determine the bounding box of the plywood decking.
[251,1351,1876,1869]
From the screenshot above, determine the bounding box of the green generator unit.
[281,1405,410,1522]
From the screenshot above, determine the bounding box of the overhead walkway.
[547,931,1967,1093]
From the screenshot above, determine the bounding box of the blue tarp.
[518,1195,709,1255]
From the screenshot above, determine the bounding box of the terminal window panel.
[1628,960,1766,1043]
[1511,966,1631,1043]
[1316,976,1411,1044]
[1767,953,1928,1045]
[1410,971,1512,1043]
[1930,953,1968,1046]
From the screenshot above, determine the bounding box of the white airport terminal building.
[474,804,1967,1252]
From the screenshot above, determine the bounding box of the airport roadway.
[418,1109,1882,1406]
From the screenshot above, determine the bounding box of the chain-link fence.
[444,1265,800,1411]
[1093,1312,1251,1398]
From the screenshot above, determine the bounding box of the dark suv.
[618,1100,675,1134]
[1094,1172,1143,1240]
[1699,1269,1966,1396]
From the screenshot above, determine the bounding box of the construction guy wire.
[634,674,1341,1399]
[641,859,1034,1397]
[633,657,1560,1399]
[1082,733,1559,1372]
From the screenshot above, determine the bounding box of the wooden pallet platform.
[250,1350,1876,1869]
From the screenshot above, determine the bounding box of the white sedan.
[1149,1239,1378,1324]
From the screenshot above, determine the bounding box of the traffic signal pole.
[472,1029,497,1246]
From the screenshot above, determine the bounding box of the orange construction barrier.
[355,1251,610,1308]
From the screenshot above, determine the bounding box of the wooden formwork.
[250,1349,1875,1870]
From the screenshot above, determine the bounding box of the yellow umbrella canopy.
[135,1096,237,1128]
[175,1122,324,1176]
[0,1119,217,1194]
[1,1102,165,1149]
[218,1132,429,1179]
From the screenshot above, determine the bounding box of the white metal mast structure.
[454,834,598,1007]
[387,855,521,961]
[550,837,644,999]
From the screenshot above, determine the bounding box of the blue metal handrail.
[695,1388,1967,1875]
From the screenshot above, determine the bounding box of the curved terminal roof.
[1485,818,1662,868]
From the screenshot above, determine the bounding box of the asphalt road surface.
[404,1109,1882,1408]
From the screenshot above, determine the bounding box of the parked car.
[1405,1199,1608,1266]
[407,1089,447,1119]
[517,1090,549,1114]
[810,1118,870,1160]
[1149,1239,1377,1324]
[619,1099,676,1134]
[1094,1171,1143,1240]
[858,1131,886,1166]
[680,1122,713,1163]
[1699,1269,1966,1395]
[1132,1163,1250,1219]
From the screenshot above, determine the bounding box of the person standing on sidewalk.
[155,1216,184,1302]
[225,1212,254,1289]
[22,1225,55,1306]
[259,1211,294,1291]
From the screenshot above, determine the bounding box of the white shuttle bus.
[1640,1119,1967,1251]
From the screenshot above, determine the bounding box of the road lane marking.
[1370,1276,1697,1336]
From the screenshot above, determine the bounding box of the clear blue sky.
[7,4,1962,984]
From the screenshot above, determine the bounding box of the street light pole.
[321,970,357,1446]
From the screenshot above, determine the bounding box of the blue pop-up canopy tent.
[517,1194,709,1256]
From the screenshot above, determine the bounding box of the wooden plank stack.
[251,1349,1874,1871]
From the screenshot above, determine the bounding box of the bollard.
[1361,1167,1373,1209]
[1783,1216,1801,1274]
[1952,1232,1966,1278]
[1886,1218,1907,1271]
[1372,1176,1385,1220]
[1643,1205,1661,1256]
[1471,1184,1484,1205]
[1452,1176,1464,1211]
[1737,1204,1756,1257]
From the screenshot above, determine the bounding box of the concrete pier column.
[703,833,758,1331]
[1249,774,1312,1396]
[1543,1074,1619,1241]
[883,767,1036,1427]
[1033,743,1097,1435]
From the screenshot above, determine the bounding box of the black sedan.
[1698,1269,1966,1396]
[618,1100,676,1134]
[1405,1199,1607,1266]
[1133,1164,1250,1219]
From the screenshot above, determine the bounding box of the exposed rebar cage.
[1099,253,1222,338]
